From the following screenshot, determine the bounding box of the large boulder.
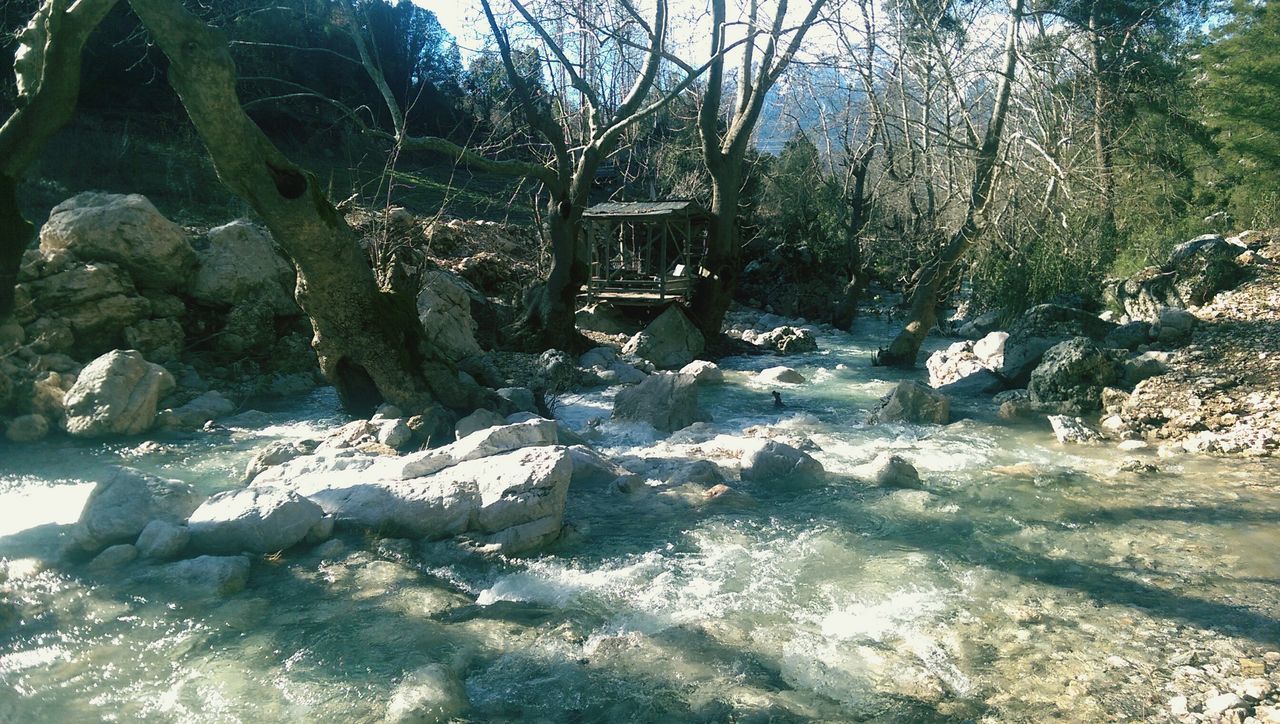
[187,486,324,554]
[1027,337,1121,412]
[1104,234,1245,320]
[612,372,709,432]
[146,555,251,597]
[868,381,950,425]
[71,467,202,553]
[38,193,196,291]
[622,304,705,369]
[926,341,986,388]
[998,304,1117,387]
[740,439,824,486]
[416,269,483,364]
[189,220,296,314]
[63,350,175,437]
[753,326,818,355]
[23,263,152,356]
[280,445,573,553]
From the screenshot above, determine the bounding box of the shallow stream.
[2,320,1278,721]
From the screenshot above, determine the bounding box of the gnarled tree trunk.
[0,0,120,320]
[129,0,472,415]
[874,0,1025,367]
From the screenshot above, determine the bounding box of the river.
[2,319,1278,721]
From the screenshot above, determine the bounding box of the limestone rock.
[134,520,189,560]
[157,391,236,430]
[853,453,921,488]
[416,269,482,364]
[612,372,709,433]
[385,664,470,724]
[454,408,507,439]
[926,341,986,388]
[1103,321,1152,351]
[187,486,324,555]
[1152,306,1197,345]
[72,467,201,552]
[38,193,196,291]
[740,439,824,486]
[89,544,138,570]
[1047,415,1104,444]
[148,555,251,597]
[754,326,818,355]
[63,350,175,437]
[241,439,318,484]
[622,304,705,369]
[1027,338,1120,412]
[1121,350,1171,387]
[679,360,723,384]
[998,304,1116,386]
[758,366,805,384]
[1106,234,1245,320]
[190,220,296,313]
[868,381,950,425]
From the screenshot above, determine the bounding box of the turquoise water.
[2,323,1278,721]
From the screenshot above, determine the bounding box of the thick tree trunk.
[874,0,1024,367]
[688,181,741,340]
[129,0,472,415]
[509,203,589,352]
[0,0,120,320]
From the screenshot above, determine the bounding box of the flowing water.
[2,320,1279,722]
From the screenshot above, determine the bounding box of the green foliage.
[1201,0,1280,225]
[755,131,846,265]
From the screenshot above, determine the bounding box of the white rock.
[156,391,235,430]
[416,270,482,364]
[190,220,296,313]
[739,439,824,486]
[679,360,723,384]
[149,555,250,597]
[854,453,921,488]
[134,519,189,560]
[973,331,1009,369]
[375,418,413,450]
[1204,692,1245,716]
[72,467,201,552]
[187,486,324,555]
[89,543,138,570]
[758,366,805,384]
[622,305,704,369]
[1047,415,1104,444]
[1237,678,1274,702]
[454,408,507,440]
[63,350,175,437]
[612,372,709,432]
[38,192,196,291]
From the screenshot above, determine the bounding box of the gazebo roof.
[582,200,705,220]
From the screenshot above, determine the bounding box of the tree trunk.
[129,0,473,415]
[509,200,589,352]
[874,0,1024,367]
[688,179,741,340]
[1089,5,1116,235]
[0,0,120,320]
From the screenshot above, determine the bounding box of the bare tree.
[874,0,1026,367]
[354,0,719,351]
[127,0,483,415]
[0,0,119,320]
[688,0,830,339]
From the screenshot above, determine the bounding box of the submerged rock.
[740,439,824,486]
[758,366,806,384]
[187,486,323,555]
[612,372,709,433]
[868,381,950,425]
[63,350,175,437]
[385,664,470,723]
[148,555,251,597]
[72,467,201,553]
[853,453,922,488]
[88,543,138,570]
[1047,415,1104,444]
[156,391,236,430]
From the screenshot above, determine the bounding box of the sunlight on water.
[2,321,1279,721]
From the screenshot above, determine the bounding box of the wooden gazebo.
[581,200,708,306]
